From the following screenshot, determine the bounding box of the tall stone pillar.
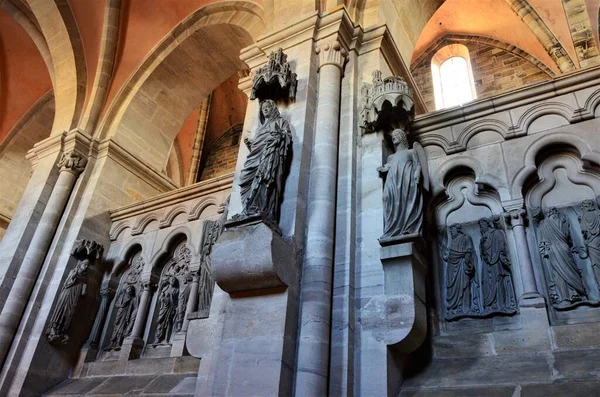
[0,149,87,366]
[295,41,347,397]
[82,286,115,361]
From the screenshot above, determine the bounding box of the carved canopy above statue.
[361,70,415,134]
[250,48,298,102]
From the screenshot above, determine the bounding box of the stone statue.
[478,217,517,314]
[47,259,91,344]
[579,198,600,285]
[537,207,587,308]
[175,275,192,333]
[378,128,423,240]
[444,224,481,319]
[108,285,137,349]
[238,99,292,223]
[154,276,179,344]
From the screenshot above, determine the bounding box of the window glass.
[439,56,473,108]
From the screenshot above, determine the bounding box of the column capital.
[316,41,347,72]
[58,151,87,175]
[503,209,528,228]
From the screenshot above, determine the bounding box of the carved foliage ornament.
[58,151,87,175]
[47,239,104,344]
[250,48,297,101]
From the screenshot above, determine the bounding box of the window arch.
[431,44,477,110]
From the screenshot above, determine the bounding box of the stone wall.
[411,42,551,111]
[199,124,242,181]
[400,66,600,395]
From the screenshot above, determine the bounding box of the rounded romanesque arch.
[96,1,265,173]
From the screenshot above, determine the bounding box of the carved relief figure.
[154,276,180,344]
[47,259,91,344]
[109,285,137,349]
[538,207,587,308]
[579,198,600,285]
[444,224,481,319]
[479,218,517,314]
[238,99,292,222]
[175,275,192,332]
[378,128,423,239]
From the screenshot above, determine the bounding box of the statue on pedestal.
[238,99,292,223]
[378,128,424,240]
[579,198,600,285]
[109,285,137,349]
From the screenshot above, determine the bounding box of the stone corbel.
[212,216,296,294]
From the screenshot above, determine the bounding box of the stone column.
[182,273,200,333]
[120,281,153,360]
[296,41,346,397]
[82,286,115,361]
[0,151,86,365]
[504,209,542,301]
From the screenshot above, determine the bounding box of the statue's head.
[582,200,596,212]
[547,207,560,218]
[260,99,278,120]
[169,276,179,287]
[449,224,462,237]
[478,218,493,232]
[77,259,90,276]
[126,285,136,296]
[390,129,409,150]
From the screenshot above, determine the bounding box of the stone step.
[401,381,600,396]
[44,375,196,396]
[402,348,600,395]
[76,355,200,378]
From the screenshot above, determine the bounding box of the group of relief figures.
[105,217,224,351]
[440,219,517,320]
[535,198,600,310]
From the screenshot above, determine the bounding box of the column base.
[170,332,188,357]
[519,293,546,308]
[120,336,145,360]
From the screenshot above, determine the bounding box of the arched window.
[431,44,477,110]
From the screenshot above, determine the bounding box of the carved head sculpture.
[169,276,179,288]
[125,285,136,297]
[582,199,597,212]
[449,224,462,238]
[390,128,409,150]
[260,99,278,123]
[478,218,493,233]
[547,207,560,218]
[77,259,90,277]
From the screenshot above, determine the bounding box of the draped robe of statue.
[239,100,292,222]
[154,277,179,343]
[379,130,423,239]
[539,208,586,306]
[479,219,516,313]
[175,278,191,333]
[445,226,480,318]
[47,260,89,343]
[580,199,600,284]
[109,286,137,348]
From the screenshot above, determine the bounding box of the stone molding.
[58,151,87,175]
[109,173,233,221]
[94,138,177,193]
[413,65,600,135]
[315,41,347,71]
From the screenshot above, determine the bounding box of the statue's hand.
[572,246,589,259]
[244,137,252,149]
[377,164,389,177]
